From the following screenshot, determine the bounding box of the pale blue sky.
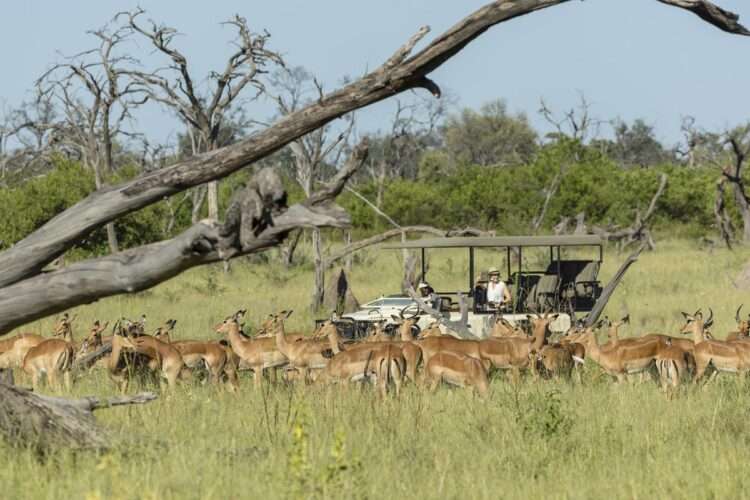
[1,0,749,147]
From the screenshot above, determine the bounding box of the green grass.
[3,240,750,499]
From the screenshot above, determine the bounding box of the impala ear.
[622,314,630,324]
[680,312,691,321]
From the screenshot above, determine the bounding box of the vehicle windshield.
[363,297,415,308]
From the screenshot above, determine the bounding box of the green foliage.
[442,99,539,167]
[341,140,723,237]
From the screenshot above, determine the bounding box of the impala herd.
[1,305,749,397]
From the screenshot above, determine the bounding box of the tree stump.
[0,384,156,454]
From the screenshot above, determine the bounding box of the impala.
[22,313,78,390]
[655,337,690,391]
[680,309,750,381]
[490,316,526,339]
[473,314,558,375]
[537,343,575,379]
[0,315,72,369]
[122,328,186,389]
[215,310,296,387]
[374,343,406,397]
[576,321,664,383]
[155,319,237,389]
[726,305,750,341]
[273,311,338,382]
[423,351,489,397]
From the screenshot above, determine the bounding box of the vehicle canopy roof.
[381,235,603,250]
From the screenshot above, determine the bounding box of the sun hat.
[488,267,500,275]
[417,282,429,289]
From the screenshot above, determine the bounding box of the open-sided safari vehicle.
[321,235,605,339]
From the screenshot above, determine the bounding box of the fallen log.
[0,384,157,453]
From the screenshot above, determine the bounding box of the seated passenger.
[418,282,441,310]
[486,267,512,309]
[473,272,489,312]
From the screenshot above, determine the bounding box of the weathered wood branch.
[583,244,646,327]
[0,147,367,335]
[589,174,668,251]
[2,0,745,290]
[0,384,156,452]
[323,225,446,268]
[656,0,750,35]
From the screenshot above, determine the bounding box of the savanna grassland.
[3,240,750,500]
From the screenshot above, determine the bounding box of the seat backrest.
[536,274,560,294]
[576,261,600,284]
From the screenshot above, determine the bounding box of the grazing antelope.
[120,328,186,389]
[680,309,750,382]
[318,345,380,386]
[424,352,490,397]
[22,313,77,391]
[537,343,575,379]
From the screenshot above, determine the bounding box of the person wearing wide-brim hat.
[486,267,511,308]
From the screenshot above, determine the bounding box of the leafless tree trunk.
[715,176,735,248]
[589,174,668,251]
[281,229,303,268]
[270,66,355,311]
[343,230,353,273]
[532,170,562,232]
[0,0,746,335]
[122,9,284,220]
[721,126,750,244]
[37,23,147,254]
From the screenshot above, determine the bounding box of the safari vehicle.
[321,235,605,339]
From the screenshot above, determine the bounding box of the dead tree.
[715,176,735,248]
[532,170,562,233]
[269,65,355,311]
[539,93,602,146]
[0,0,747,336]
[37,23,146,253]
[719,125,750,244]
[122,8,284,221]
[589,174,668,251]
[0,95,59,185]
[366,95,447,208]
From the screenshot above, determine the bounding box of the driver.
[486,267,511,309]
[417,282,441,310]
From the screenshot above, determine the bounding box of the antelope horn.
[737,305,744,323]
[705,308,714,327]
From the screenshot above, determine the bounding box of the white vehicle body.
[342,295,571,337]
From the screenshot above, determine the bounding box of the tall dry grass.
[2,239,750,499]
